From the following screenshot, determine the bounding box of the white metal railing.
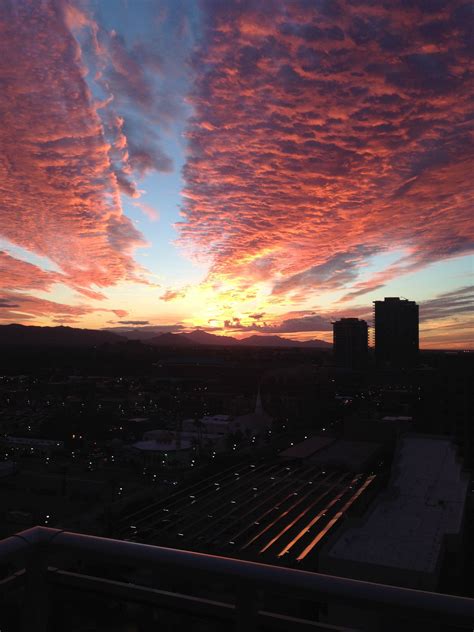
[0,526,473,631]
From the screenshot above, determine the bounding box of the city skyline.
[1,1,473,349]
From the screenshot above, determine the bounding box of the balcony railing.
[0,526,473,631]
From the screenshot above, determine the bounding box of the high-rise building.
[374,297,419,368]
[333,318,368,369]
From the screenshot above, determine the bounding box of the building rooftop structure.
[232,410,272,433]
[131,439,192,452]
[0,461,17,477]
[279,435,335,459]
[232,388,272,433]
[198,414,234,434]
[3,436,63,448]
[180,391,272,439]
[309,439,384,472]
[321,435,468,590]
[114,459,376,568]
[343,414,413,445]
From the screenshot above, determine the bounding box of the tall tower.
[332,318,368,369]
[374,297,419,368]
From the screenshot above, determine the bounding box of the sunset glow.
[1,0,472,347]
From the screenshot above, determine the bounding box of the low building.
[180,391,272,443]
[309,439,384,472]
[319,435,468,630]
[182,414,232,435]
[1,436,64,456]
[0,461,17,478]
[232,389,272,434]
[131,433,192,465]
[279,435,335,460]
[343,414,412,444]
[320,434,468,589]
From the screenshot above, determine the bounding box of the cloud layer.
[220,285,473,342]
[179,0,474,298]
[0,1,155,293]
[0,0,194,325]
[1,0,472,348]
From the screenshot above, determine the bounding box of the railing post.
[235,584,259,632]
[21,543,50,632]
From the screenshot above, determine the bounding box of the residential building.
[374,297,419,367]
[333,318,368,369]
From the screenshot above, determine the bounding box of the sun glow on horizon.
[0,0,472,349]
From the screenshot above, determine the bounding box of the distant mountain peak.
[183,329,239,346]
[101,325,332,348]
[148,332,195,347]
[238,334,331,348]
[0,324,124,346]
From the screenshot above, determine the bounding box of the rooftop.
[132,439,192,452]
[325,435,468,575]
[115,459,375,566]
[279,435,335,459]
[310,439,384,472]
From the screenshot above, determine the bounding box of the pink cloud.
[0,0,185,322]
[0,251,62,292]
[0,290,129,325]
[178,0,474,298]
[134,201,160,222]
[0,1,149,294]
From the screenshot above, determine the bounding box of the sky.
[0,0,473,348]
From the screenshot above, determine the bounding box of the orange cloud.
[179,0,474,299]
[0,0,185,321]
[0,290,129,325]
[0,1,150,295]
[160,287,188,302]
